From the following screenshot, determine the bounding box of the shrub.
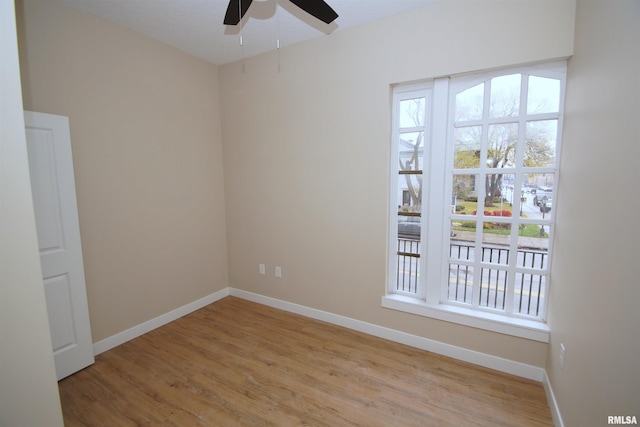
[472,209,513,217]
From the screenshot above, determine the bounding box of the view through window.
[389,62,566,324]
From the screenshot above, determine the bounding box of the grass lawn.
[453,201,548,238]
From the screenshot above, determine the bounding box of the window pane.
[487,123,518,168]
[492,173,516,210]
[514,272,546,317]
[527,76,560,114]
[452,174,478,215]
[478,267,507,311]
[537,172,555,195]
[482,222,512,263]
[399,98,425,128]
[517,246,548,271]
[398,214,420,240]
[396,237,420,294]
[531,173,555,213]
[519,175,537,218]
[489,74,521,118]
[455,83,484,122]
[397,174,422,213]
[448,263,474,305]
[484,172,514,211]
[520,173,554,221]
[398,131,424,172]
[525,120,557,167]
[453,126,481,168]
[517,225,549,254]
[451,220,476,260]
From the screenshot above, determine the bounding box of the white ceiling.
[58,0,438,66]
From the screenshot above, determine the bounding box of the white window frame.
[384,62,566,342]
[388,82,432,301]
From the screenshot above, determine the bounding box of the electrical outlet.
[559,343,565,369]
[275,266,282,278]
[259,264,266,275]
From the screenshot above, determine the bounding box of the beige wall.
[0,1,63,424]
[17,0,228,342]
[547,0,640,425]
[219,0,576,368]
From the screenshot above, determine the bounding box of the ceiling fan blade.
[223,0,254,25]
[289,0,338,24]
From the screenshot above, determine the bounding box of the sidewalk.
[451,230,548,251]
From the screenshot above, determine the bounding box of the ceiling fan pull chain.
[238,0,242,42]
[276,0,281,49]
[276,0,281,71]
[239,0,246,71]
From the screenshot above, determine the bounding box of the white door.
[24,111,94,380]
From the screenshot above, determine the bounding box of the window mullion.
[504,75,532,315]
[471,152,488,311]
[424,77,448,304]
[470,83,493,310]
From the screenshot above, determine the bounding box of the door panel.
[43,274,76,352]
[25,111,94,380]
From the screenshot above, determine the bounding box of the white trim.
[388,84,432,300]
[382,294,549,342]
[230,288,545,381]
[92,288,229,355]
[426,77,450,304]
[543,371,565,427]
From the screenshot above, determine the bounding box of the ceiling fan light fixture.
[223,0,338,26]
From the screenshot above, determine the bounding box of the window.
[386,62,565,340]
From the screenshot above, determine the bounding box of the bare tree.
[399,99,425,211]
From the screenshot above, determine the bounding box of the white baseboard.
[543,371,565,427]
[229,288,545,382]
[92,288,229,355]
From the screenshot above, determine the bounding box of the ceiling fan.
[223,0,339,26]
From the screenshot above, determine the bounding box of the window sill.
[381,294,549,342]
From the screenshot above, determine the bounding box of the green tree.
[454,75,556,207]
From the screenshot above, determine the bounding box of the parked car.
[398,216,420,240]
[534,194,551,207]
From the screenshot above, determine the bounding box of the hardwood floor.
[58,297,553,426]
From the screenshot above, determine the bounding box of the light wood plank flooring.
[58,297,552,426]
